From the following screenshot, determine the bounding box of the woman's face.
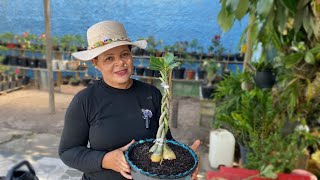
[93,45,134,89]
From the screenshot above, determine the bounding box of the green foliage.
[217,0,320,173]
[246,131,315,173]
[149,53,180,73]
[173,41,188,58]
[252,59,273,71]
[146,36,162,56]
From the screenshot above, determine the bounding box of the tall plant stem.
[243,8,256,72]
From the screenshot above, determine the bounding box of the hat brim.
[72,40,147,61]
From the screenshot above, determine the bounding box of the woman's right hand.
[102,140,135,179]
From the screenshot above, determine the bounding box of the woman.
[59,20,200,180]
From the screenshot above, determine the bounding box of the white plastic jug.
[208,129,235,168]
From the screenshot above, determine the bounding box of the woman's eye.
[121,52,130,57]
[104,57,113,61]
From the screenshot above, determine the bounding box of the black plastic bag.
[6,160,38,180]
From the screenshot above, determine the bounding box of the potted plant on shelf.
[189,39,199,59]
[69,77,80,86]
[146,36,162,57]
[207,35,225,61]
[75,35,86,51]
[201,59,221,99]
[125,53,198,180]
[184,57,196,80]
[135,58,145,76]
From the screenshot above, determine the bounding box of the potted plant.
[69,77,80,86]
[75,35,86,51]
[252,59,276,89]
[81,72,93,86]
[146,36,162,56]
[125,53,198,179]
[189,39,199,59]
[201,59,221,99]
[184,58,196,80]
[135,58,145,76]
[207,35,225,61]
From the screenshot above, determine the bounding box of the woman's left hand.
[189,139,201,180]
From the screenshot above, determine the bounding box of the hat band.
[88,37,131,50]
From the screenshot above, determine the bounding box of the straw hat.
[72,20,147,61]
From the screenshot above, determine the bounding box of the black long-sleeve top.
[59,79,172,180]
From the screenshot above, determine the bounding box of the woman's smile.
[114,68,128,76]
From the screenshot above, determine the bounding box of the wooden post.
[44,0,55,113]
[34,70,40,89]
[56,71,62,92]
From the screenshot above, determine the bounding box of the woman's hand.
[190,139,201,180]
[102,140,135,179]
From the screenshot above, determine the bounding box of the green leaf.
[281,0,297,13]
[305,51,315,64]
[234,0,249,20]
[149,56,164,71]
[250,22,259,48]
[302,8,313,39]
[297,0,311,9]
[218,5,235,32]
[276,2,287,34]
[226,0,239,12]
[163,52,174,66]
[257,0,274,18]
[293,9,304,34]
[168,62,180,69]
[283,53,304,68]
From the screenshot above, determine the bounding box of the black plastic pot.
[81,76,93,86]
[135,66,145,76]
[254,71,275,89]
[70,80,80,86]
[145,68,154,77]
[235,53,244,61]
[29,59,39,68]
[125,139,198,180]
[201,86,215,99]
[22,76,30,85]
[172,67,185,79]
[197,69,205,80]
[9,56,18,66]
[19,57,28,67]
[153,70,161,77]
[38,59,47,69]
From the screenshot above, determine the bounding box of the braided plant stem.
[149,55,177,163]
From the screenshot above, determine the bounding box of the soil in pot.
[127,140,197,179]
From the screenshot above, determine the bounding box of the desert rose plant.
[148,52,180,163]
